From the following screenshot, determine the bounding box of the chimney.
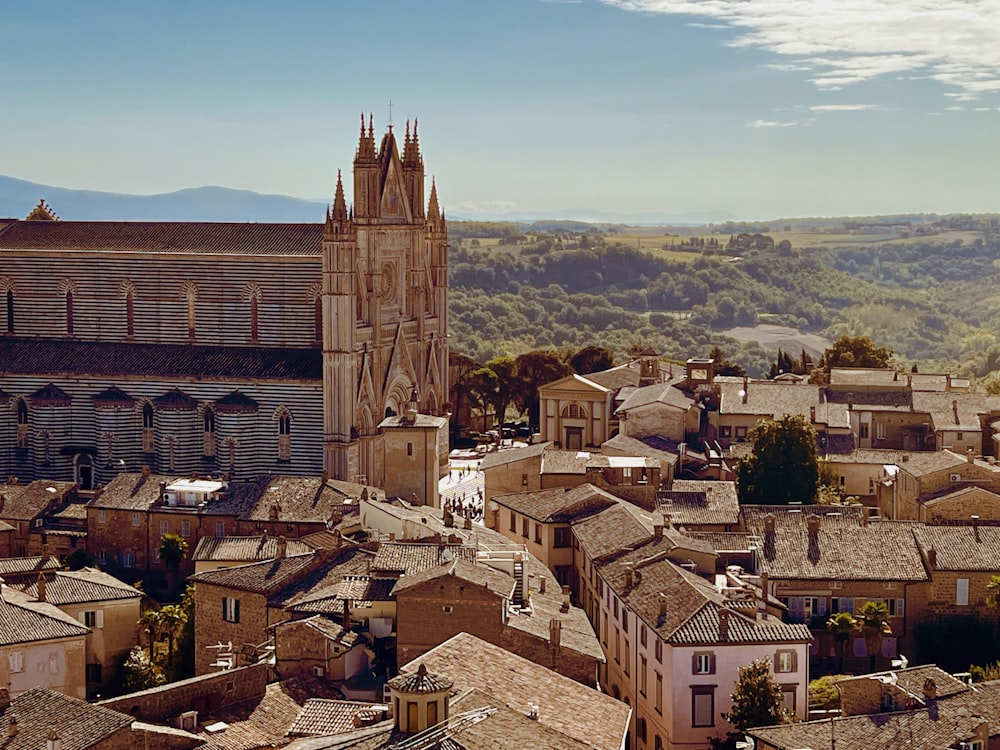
[623,562,634,588]
[321,469,329,484]
[539,577,546,594]
[848,397,853,411]
[973,515,981,543]
[968,448,975,464]
[560,585,570,613]
[807,514,821,543]
[276,536,287,558]
[927,547,937,568]
[7,717,16,738]
[549,618,562,648]
[36,572,46,602]
[269,503,280,521]
[141,465,151,478]
[742,377,749,404]
[653,523,663,538]
[718,609,730,641]
[859,509,869,527]
[810,406,816,422]
[763,513,776,535]
[0,688,10,712]
[658,594,667,619]
[953,400,960,425]
[923,678,937,701]
[158,481,167,502]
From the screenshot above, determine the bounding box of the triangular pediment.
[425,340,442,390]
[383,322,419,399]
[379,137,412,224]
[539,373,611,395]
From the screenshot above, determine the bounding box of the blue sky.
[3,0,999,221]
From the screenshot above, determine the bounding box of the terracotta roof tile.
[7,567,141,605]
[189,553,319,594]
[287,699,385,737]
[0,480,74,521]
[0,687,132,750]
[192,535,313,563]
[657,480,740,527]
[371,541,476,576]
[571,503,652,562]
[391,558,515,599]
[742,506,929,581]
[540,450,591,475]
[0,586,90,645]
[912,525,1000,570]
[491,484,618,523]
[0,556,63,578]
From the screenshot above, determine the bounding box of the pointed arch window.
[180,281,198,341]
[16,399,29,448]
[65,290,74,335]
[243,282,262,344]
[315,297,322,344]
[141,402,155,453]
[203,407,217,458]
[2,277,16,334]
[119,280,137,339]
[275,408,292,462]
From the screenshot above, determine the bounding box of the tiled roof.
[7,568,141,605]
[826,448,912,465]
[582,363,640,391]
[571,502,652,562]
[829,367,902,387]
[913,390,1000,432]
[686,531,755,553]
[274,615,360,647]
[491,483,618,523]
[0,480,74,521]
[616,381,693,413]
[194,680,309,750]
[289,575,395,614]
[598,538,811,646]
[600,433,679,466]
[478,442,550,471]
[287,699,385,737]
[215,390,260,413]
[0,220,323,255]
[193,535,313,563]
[657,479,740,527]
[403,633,631,750]
[912,525,1000,571]
[0,687,132,750]
[268,548,374,609]
[447,689,598,750]
[719,380,852,428]
[52,502,88,521]
[837,665,970,703]
[189,553,319,594]
[540,450,591,475]
[370,541,476,576]
[89,472,251,514]
[742,506,929,581]
[391,558,515,599]
[239,475,374,523]
[0,555,63,578]
[0,586,90,645]
[749,705,984,750]
[388,663,454,694]
[0,337,321,380]
[894,449,973,477]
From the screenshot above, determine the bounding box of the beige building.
[378,407,448,508]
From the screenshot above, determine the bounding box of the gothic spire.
[332,169,348,221]
[427,177,440,220]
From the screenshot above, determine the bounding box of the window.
[562,403,585,419]
[203,408,216,457]
[640,624,647,648]
[222,596,240,623]
[5,288,13,333]
[86,663,102,684]
[16,399,29,448]
[276,409,291,461]
[142,402,155,452]
[957,578,970,606]
[655,639,662,662]
[888,598,905,617]
[859,422,869,439]
[615,628,620,663]
[957,431,964,441]
[97,550,108,565]
[613,596,619,619]
[131,512,141,528]
[160,520,169,535]
[407,442,413,457]
[314,296,323,343]
[636,717,647,744]
[640,655,648,696]
[534,523,541,544]
[182,520,191,537]
[554,527,571,548]
[692,687,715,727]
[876,422,886,440]
[775,649,797,673]
[215,522,226,537]
[65,290,74,335]
[81,610,104,628]
[509,511,517,533]
[624,640,630,676]
[623,610,629,634]
[98,510,107,524]
[249,294,259,342]
[781,685,797,713]
[832,596,855,615]
[183,281,198,340]
[718,425,732,438]
[735,426,748,440]
[655,671,663,713]
[522,518,529,538]
[8,652,24,674]
[693,652,716,675]
[120,552,135,568]
[125,289,135,337]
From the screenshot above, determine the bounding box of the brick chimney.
[807,514,821,544]
[718,609,730,641]
[623,562,634,588]
[927,547,937,568]
[560,585,570,613]
[276,536,287,558]
[968,448,975,463]
[923,678,937,701]
[549,618,562,648]
[7,717,16,738]
[36,572,46,602]
[763,513,776,535]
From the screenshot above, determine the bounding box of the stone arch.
[383,378,412,419]
[561,402,588,419]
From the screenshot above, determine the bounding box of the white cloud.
[809,104,878,111]
[602,0,1000,99]
[748,119,798,128]
[452,200,519,214]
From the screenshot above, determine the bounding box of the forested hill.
[447,216,1000,382]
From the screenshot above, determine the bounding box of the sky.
[3,0,999,222]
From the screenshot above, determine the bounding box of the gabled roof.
[188,552,319,594]
[274,616,361,648]
[895,449,986,478]
[193,535,313,563]
[571,502,652,562]
[288,574,395,614]
[269,549,374,609]
[600,433,679,466]
[478,441,550,471]
[402,633,631,750]
[7,568,141,605]
[0,555,63,578]
[0,480,74,521]
[370,541,476,576]
[582,363,642,391]
[598,540,811,646]
[287,699,384,738]
[0,687,133,750]
[913,390,1000,432]
[912,525,1000,571]
[616,380,693,413]
[239,475,374,524]
[540,450,591,475]
[391,558,515,599]
[0,586,90,645]
[657,479,740,527]
[742,506,929,581]
[154,388,198,410]
[539,373,612,395]
[490,483,618,524]
[215,390,260,413]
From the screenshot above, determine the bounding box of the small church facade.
[0,116,448,491]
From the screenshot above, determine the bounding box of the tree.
[158,603,189,679]
[468,367,499,432]
[987,575,1000,608]
[737,414,819,504]
[484,356,518,427]
[569,345,615,375]
[138,609,162,651]
[513,350,572,428]
[121,645,164,692]
[709,346,746,377]
[159,533,188,594]
[856,600,892,672]
[809,335,893,384]
[826,611,857,672]
[721,658,792,740]
[448,352,482,432]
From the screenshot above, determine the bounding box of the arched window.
[275,408,291,462]
[126,290,135,337]
[561,403,586,419]
[243,282,262,344]
[180,281,198,341]
[16,399,29,448]
[203,407,216,458]
[314,297,322,343]
[65,291,74,335]
[141,402,155,453]
[250,296,259,342]
[5,289,12,334]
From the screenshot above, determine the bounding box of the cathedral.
[0,116,448,490]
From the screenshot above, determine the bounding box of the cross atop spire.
[387,99,393,132]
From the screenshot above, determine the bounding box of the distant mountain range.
[0,175,738,225]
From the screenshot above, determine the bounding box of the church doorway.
[74,453,94,490]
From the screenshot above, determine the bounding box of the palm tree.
[856,600,892,673]
[138,609,162,652]
[158,603,188,678]
[159,533,189,594]
[826,611,856,673]
[986,575,1000,609]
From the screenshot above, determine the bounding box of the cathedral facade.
[0,117,448,490]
